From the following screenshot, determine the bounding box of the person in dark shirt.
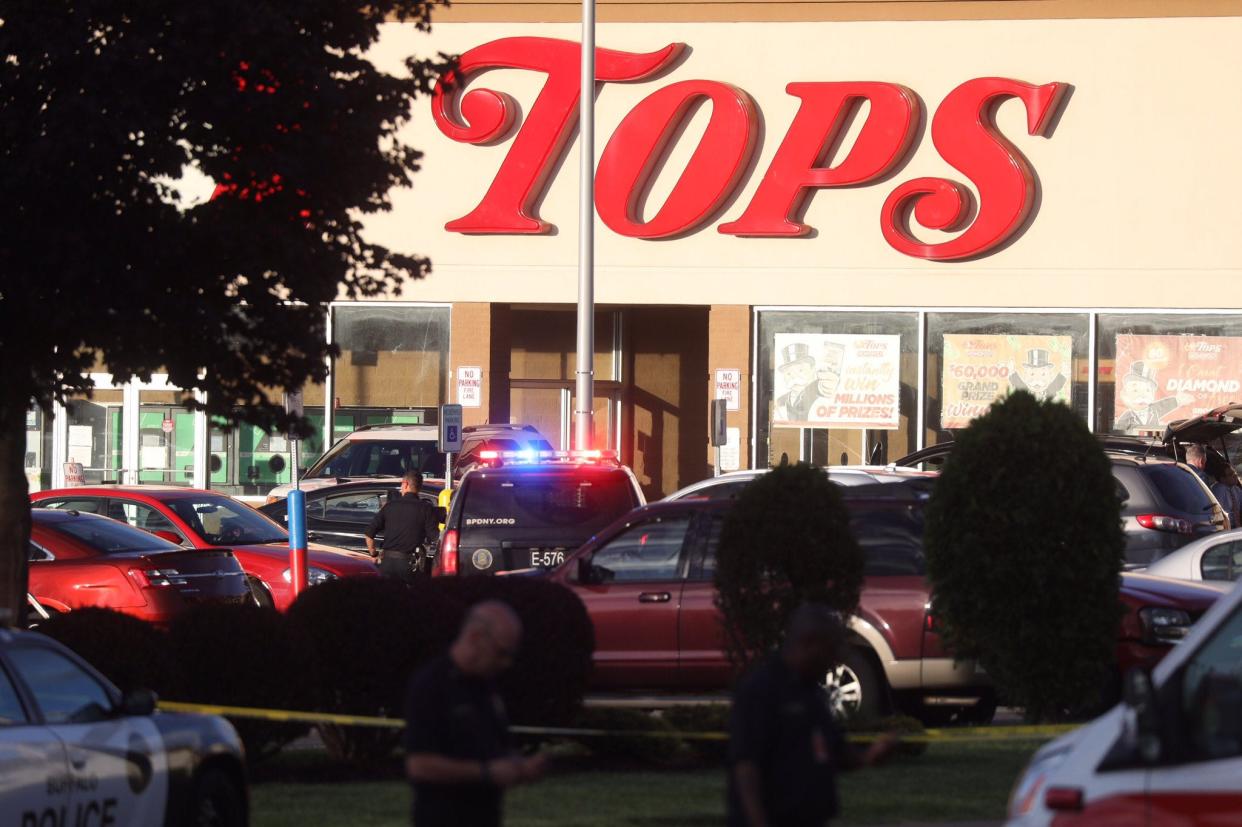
[728,604,896,827]
[365,470,440,582]
[404,601,545,827]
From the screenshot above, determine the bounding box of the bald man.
[403,601,545,826]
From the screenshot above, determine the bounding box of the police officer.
[365,470,440,582]
[727,604,896,827]
[404,601,546,826]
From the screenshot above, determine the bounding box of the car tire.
[824,648,885,721]
[189,767,246,827]
[247,577,274,610]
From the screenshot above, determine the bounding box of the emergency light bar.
[477,449,618,464]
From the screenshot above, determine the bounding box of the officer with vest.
[366,470,440,582]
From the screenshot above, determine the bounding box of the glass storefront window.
[1097,314,1242,443]
[924,312,1090,446]
[332,305,449,427]
[757,311,919,468]
[25,407,53,492]
[65,391,125,485]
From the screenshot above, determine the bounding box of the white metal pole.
[574,0,596,451]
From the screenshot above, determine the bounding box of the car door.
[572,513,693,689]
[1144,601,1242,825]
[7,644,170,826]
[308,488,396,550]
[109,500,191,547]
[0,657,70,822]
[677,509,733,689]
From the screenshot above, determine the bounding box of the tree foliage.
[923,392,1124,722]
[0,1,445,620]
[714,462,863,668]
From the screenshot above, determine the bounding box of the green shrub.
[924,391,1124,722]
[714,462,863,666]
[166,604,312,762]
[660,704,730,762]
[38,608,172,695]
[437,576,594,727]
[572,707,685,765]
[285,577,461,764]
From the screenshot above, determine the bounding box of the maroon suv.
[552,480,1225,723]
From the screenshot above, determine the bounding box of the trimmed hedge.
[285,577,461,764]
[924,391,1124,722]
[436,576,595,728]
[37,607,173,696]
[166,604,312,762]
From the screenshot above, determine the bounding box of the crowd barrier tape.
[157,700,1078,744]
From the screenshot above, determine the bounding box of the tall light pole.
[573,0,596,451]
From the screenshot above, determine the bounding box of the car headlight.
[1139,607,1192,645]
[1008,746,1069,818]
[281,567,338,586]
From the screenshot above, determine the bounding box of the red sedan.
[29,508,251,624]
[32,486,379,611]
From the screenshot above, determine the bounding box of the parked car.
[0,626,247,826]
[1142,527,1242,584]
[452,423,554,481]
[265,422,445,503]
[1005,566,1242,826]
[555,475,1225,723]
[31,486,379,611]
[893,444,1227,567]
[258,477,443,552]
[27,509,251,624]
[431,451,645,577]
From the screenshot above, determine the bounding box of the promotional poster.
[940,334,1073,429]
[1113,334,1242,434]
[773,334,901,429]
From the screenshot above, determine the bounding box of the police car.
[0,628,247,826]
[432,449,645,576]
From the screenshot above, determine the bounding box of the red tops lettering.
[431,36,1068,261]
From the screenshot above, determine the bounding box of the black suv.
[894,444,1225,567]
[452,424,555,481]
[432,455,645,576]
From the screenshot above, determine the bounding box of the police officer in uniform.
[365,470,440,582]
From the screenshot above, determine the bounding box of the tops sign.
[432,37,1069,261]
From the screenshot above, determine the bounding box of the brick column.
[449,303,510,427]
[707,305,752,470]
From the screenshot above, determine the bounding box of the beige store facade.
[34,2,1239,500]
[331,1,1242,499]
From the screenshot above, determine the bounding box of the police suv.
[0,628,247,826]
[432,449,645,576]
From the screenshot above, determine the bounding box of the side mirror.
[577,556,596,585]
[151,530,184,545]
[119,688,158,717]
[1122,667,1162,763]
[436,507,447,524]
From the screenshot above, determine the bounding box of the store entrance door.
[52,374,206,489]
[509,382,620,452]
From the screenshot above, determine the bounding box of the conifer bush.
[923,391,1124,722]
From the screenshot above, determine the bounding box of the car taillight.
[435,530,459,576]
[128,567,188,587]
[1135,514,1193,534]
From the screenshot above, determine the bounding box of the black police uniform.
[365,492,439,582]
[726,655,856,827]
[404,654,510,827]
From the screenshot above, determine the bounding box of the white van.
[1006,580,1242,825]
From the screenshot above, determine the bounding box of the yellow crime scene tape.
[157,700,1077,744]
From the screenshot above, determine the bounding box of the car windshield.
[165,496,287,545]
[45,517,178,555]
[308,438,446,479]
[459,472,639,546]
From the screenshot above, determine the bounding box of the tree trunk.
[0,400,31,628]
